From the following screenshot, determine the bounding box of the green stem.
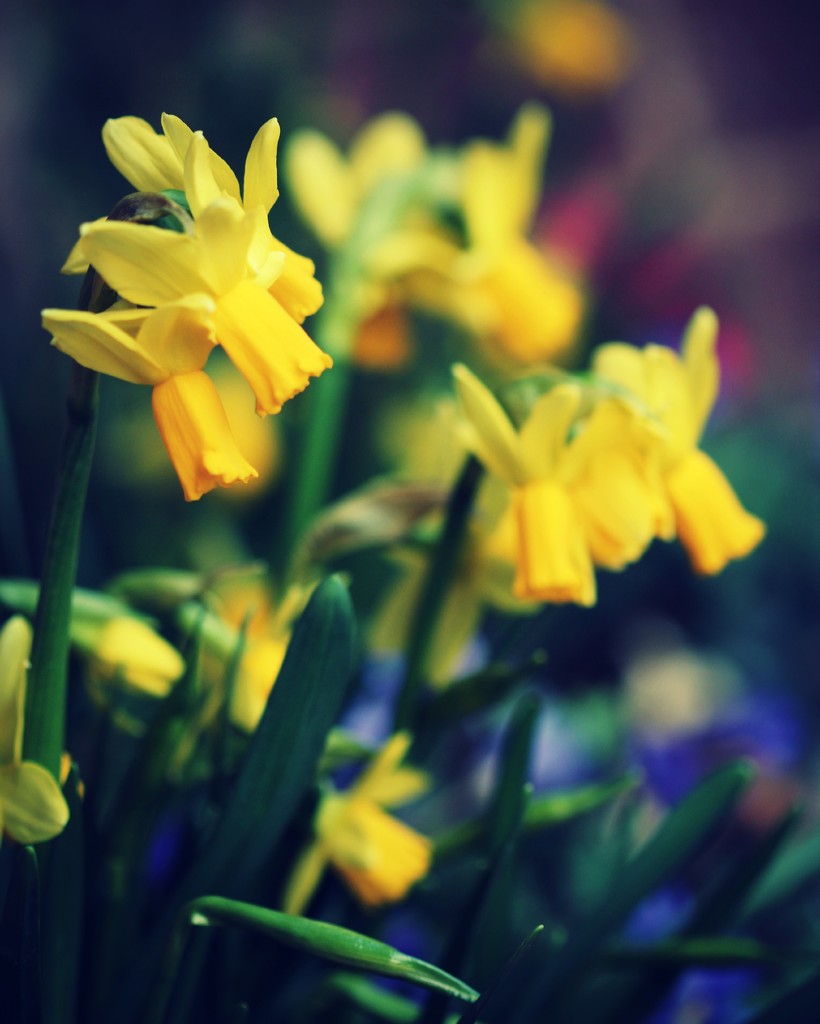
[23,362,98,778]
[393,456,483,732]
[281,269,359,562]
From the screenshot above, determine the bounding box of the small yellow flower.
[74,614,186,699]
[505,0,637,98]
[283,733,432,913]
[593,308,766,574]
[457,105,585,366]
[0,617,70,845]
[100,113,323,323]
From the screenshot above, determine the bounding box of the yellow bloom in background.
[504,0,637,98]
[283,733,432,914]
[593,308,766,574]
[100,113,323,323]
[286,113,463,368]
[0,617,70,845]
[73,614,185,699]
[457,104,586,366]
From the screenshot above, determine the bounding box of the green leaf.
[747,970,820,1023]
[324,972,420,1022]
[435,773,638,859]
[149,896,478,1022]
[603,937,793,967]
[113,577,357,1024]
[485,693,539,858]
[515,760,755,1019]
[455,926,546,1024]
[741,820,820,920]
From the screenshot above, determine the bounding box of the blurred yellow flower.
[505,0,637,98]
[74,615,185,699]
[100,113,323,323]
[457,105,586,366]
[283,733,431,913]
[593,308,766,574]
[0,617,70,845]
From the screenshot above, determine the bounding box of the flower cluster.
[43,114,331,500]
[454,307,766,606]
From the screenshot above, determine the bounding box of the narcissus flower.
[0,617,70,845]
[593,308,765,574]
[45,197,332,499]
[283,733,432,913]
[100,113,323,323]
[454,364,671,604]
[457,105,585,365]
[73,614,185,699]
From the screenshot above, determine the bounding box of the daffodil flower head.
[592,308,766,573]
[459,104,586,365]
[0,617,70,845]
[283,732,432,914]
[101,113,322,323]
[453,363,596,605]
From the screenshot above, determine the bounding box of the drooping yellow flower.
[593,308,766,574]
[99,113,322,323]
[0,617,70,845]
[457,105,585,366]
[453,364,674,603]
[43,292,258,501]
[283,733,432,913]
[454,364,595,605]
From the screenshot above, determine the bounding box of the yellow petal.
[183,131,224,219]
[90,617,185,697]
[102,116,184,192]
[682,306,720,441]
[79,220,207,306]
[160,112,196,163]
[0,616,31,765]
[476,239,584,364]
[61,219,107,275]
[593,342,648,400]
[318,795,432,907]
[285,131,357,246]
[151,371,259,501]
[243,117,281,214]
[644,345,695,453]
[44,308,168,384]
[0,761,70,844]
[213,280,332,416]
[266,233,323,323]
[463,142,518,247]
[513,479,596,605]
[193,197,255,296]
[665,449,766,575]
[453,364,525,485]
[353,304,411,370]
[281,840,330,916]
[135,296,216,376]
[230,635,288,732]
[355,733,430,807]
[349,113,426,193]
[506,103,552,233]
[518,383,582,480]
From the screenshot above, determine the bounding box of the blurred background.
[1,0,819,825]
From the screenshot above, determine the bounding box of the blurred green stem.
[393,456,483,732]
[281,255,361,564]
[23,360,98,778]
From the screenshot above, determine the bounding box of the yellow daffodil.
[0,617,70,845]
[458,105,585,366]
[593,308,766,574]
[72,614,185,699]
[283,733,432,913]
[45,196,332,498]
[99,113,322,323]
[504,0,636,98]
[454,363,596,605]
